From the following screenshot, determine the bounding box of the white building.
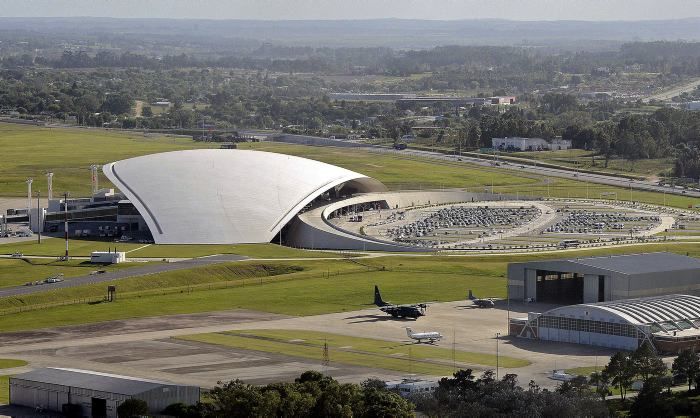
[492,137,572,151]
[90,251,126,264]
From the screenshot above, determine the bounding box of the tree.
[629,377,674,418]
[672,348,700,391]
[101,94,134,115]
[632,341,667,383]
[603,352,635,400]
[117,399,149,418]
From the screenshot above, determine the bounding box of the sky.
[1,0,699,21]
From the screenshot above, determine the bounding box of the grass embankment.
[0,256,506,332]
[0,239,341,259]
[0,258,141,288]
[565,366,603,377]
[178,329,529,376]
[0,123,214,196]
[2,244,700,332]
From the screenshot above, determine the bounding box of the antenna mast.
[46,172,54,200]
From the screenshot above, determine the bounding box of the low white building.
[385,378,439,398]
[90,251,126,264]
[492,137,572,151]
[10,368,199,418]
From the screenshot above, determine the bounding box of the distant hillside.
[1,17,700,49]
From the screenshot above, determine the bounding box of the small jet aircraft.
[468,289,495,308]
[374,285,427,319]
[406,327,443,343]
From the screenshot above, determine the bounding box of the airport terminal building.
[508,252,700,304]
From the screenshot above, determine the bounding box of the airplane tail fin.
[406,327,413,337]
[468,289,475,300]
[374,285,385,307]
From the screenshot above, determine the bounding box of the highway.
[363,146,700,199]
[0,254,247,299]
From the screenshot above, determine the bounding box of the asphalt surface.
[0,254,247,298]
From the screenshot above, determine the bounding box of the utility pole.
[63,192,69,260]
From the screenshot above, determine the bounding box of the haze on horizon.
[1,0,699,21]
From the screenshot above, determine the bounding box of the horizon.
[1,0,699,21]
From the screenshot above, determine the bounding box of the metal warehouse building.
[510,294,700,353]
[9,368,200,418]
[507,252,700,305]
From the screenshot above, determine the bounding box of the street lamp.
[496,332,501,379]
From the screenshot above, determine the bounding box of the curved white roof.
[545,294,700,326]
[104,149,386,244]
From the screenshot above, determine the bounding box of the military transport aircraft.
[468,289,495,308]
[406,327,443,343]
[374,285,427,319]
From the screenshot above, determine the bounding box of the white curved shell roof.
[104,149,386,244]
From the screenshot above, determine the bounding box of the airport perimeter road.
[0,254,247,298]
[365,146,700,198]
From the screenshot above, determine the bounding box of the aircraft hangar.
[507,252,700,305]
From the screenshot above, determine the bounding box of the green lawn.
[0,238,339,259]
[2,242,700,332]
[178,329,528,376]
[0,359,27,370]
[511,149,672,179]
[0,123,214,196]
[0,258,141,288]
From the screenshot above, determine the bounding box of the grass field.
[511,149,672,178]
[0,359,27,370]
[2,242,700,332]
[1,124,697,211]
[0,238,341,259]
[237,142,699,209]
[178,329,528,376]
[0,258,141,288]
[0,123,213,196]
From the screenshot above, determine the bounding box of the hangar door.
[535,270,583,304]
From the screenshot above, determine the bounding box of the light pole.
[496,332,501,379]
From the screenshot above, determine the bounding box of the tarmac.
[0,301,616,390]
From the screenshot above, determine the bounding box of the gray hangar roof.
[512,252,700,276]
[104,149,387,244]
[12,368,175,395]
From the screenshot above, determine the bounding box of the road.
[0,254,247,298]
[645,77,700,102]
[267,134,700,199]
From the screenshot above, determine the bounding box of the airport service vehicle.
[468,289,495,308]
[374,285,427,319]
[549,370,576,382]
[11,252,23,258]
[406,327,443,343]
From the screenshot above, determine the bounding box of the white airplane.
[406,327,443,343]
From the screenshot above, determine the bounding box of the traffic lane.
[0,254,248,298]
